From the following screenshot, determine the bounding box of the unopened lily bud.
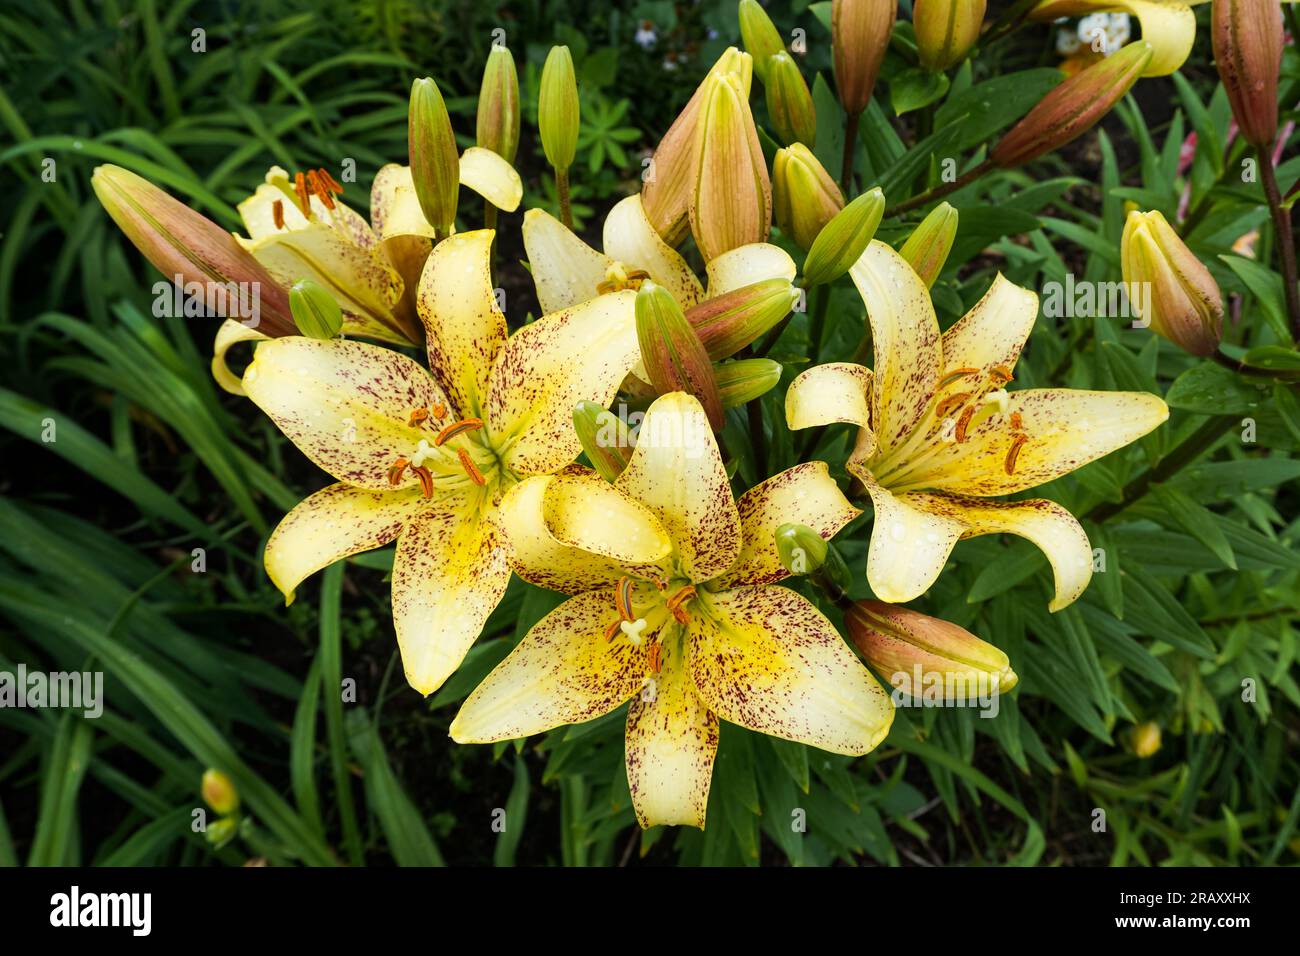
[715,358,783,407]
[477,45,521,164]
[289,279,344,340]
[205,816,239,848]
[636,281,725,430]
[642,48,753,246]
[690,71,772,262]
[539,46,580,173]
[686,277,800,359]
[773,144,845,250]
[899,201,958,287]
[1121,209,1223,357]
[991,40,1151,169]
[846,601,1018,697]
[832,0,897,115]
[408,77,460,238]
[573,400,631,482]
[766,52,817,147]
[201,768,240,815]
[739,0,786,81]
[775,522,851,590]
[802,187,884,286]
[91,165,295,336]
[914,0,986,72]
[1130,721,1161,758]
[1212,0,1283,149]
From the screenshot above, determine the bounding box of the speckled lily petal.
[785,362,875,431]
[704,242,796,297]
[906,492,1094,611]
[849,240,941,456]
[894,388,1169,497]
[938,274,1039,395]
[615,393,742,583]
[486,290,640,477]
[449,588,648,741]
[370,164,436,242]
[862,475,966,603]
[522,207,612,314]
[416,229,506,418]
[689,585,894,754]
[542,466,674,565]
[602,194,704,307]
[458,146,522,212]
[496,475,627,593]
[392,492,511,695]
[212,319,268,396]
[626,634,718,829]
[717,462,861,588]
[242,336,451,491]
[264,482,427,603]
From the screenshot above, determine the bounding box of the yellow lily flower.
[785,241,1168,610]
[242,229,641,696]
[451,392,894,829]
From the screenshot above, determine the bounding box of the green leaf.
[346,709,445,866]
[1220,254,1292,340]
[493,755,531,867]
[934,68,1063,152]
[890,68,949,116]
[1165,363,1271,414]
[1150,486,1237,569]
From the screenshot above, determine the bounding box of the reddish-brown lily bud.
[685,277,800,359]
[991,40,1152,168]
[832,0,897,115]
[636,281,725,430]
[1211,0,1283,149]
[91,165,295,336]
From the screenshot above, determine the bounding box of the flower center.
[386,406,494,498]
[596,262,651,295]
[601,575,697,674]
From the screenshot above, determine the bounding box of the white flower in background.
[1078,13,1131,55]
[635,19,657,49]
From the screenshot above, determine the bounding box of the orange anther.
[457,449,486,486]
[937,367,980,389]
[665,585,696,624]
[408,408,430,428]
[954,406,976,443]
[412,464,435,498]
[293,172,310,216]
[604,619,623,642]
[387,458,409,487]
[318,168,344,194]
[616,577,636,622]
[432,402,447,419]
[990,365,1014,384]
[935,392,972,419]
[646,641,662,675]
[436,417,484,446]
[272,199,285,230]
[1004,434,1029,475]
[1010,411,1024,431]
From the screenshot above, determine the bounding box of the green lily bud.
[775,522,851,592]
[1121,209,1223,357]
[899,201,958,288]
[289,279,344,339]
[539,45,580,173]
[635,281,725,430]
[477,45,521,164]
[914,0,986,73]
[832,0,897,115]
[846,601,1018,698]
[690,71,772,262]
[201,768,240,815]
[408,77,460,238]
[773,144,845,250]
[1130,721,1162,758]
[765,52,817,147]
[739,0,786,81]
[573,400,631,482]
[715,358,783,407]
[205,816,239,848]
[991,40,1152,169]
[91,165,295,336]
[686,277,800,360]
[1212,0,1283,148]
[802,187,885,286]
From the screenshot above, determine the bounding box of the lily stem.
[886,160,993,217]
[1209,347,1300,382]
[1258,146,1300,340]
[1085,415,1237,523]
[556,166,573,229]
[842,110,861,197]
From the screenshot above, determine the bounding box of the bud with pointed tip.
[540,46,580,173]
[289,279,344,339]
[201,768,240,815]
[477,45,521,164]
[636,281,725,430]
[642,48,754,247]
[686,277,800,359]
[408,77,460,238]
[846,601,1018,697]
[773,144,845,251]
[573,400,631,482]
[690,71,772,262]
[832,0,897,115]
[803,187,884,286]
[1121,209,1223,357]
[991,40,1152,169]
[766,52,817,147]
[715,357,783,407]
[739,0,785,81]
[91,165,295,336]
[914,0,986,73]
[1212,0,1283,149]
[900,202,958,287]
